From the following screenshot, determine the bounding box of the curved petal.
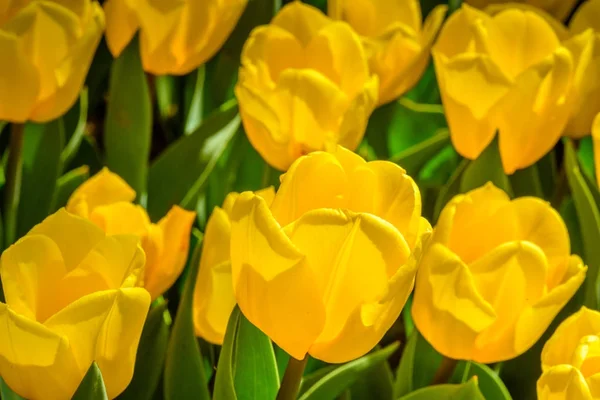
[570,0,600,33]
[470,241,549,363]
[484,3,571,39]
[497,47,574,174]
[144,206,195,300]
[0,303,80,400]
[66,168,136,217]
[229,192,326,359]
[434,4,491,59]
[103,0,139,58]
[46,288,150,399]
[412,243,496,361]
[89,203,150,236]
[594,113,600,189]
[272,1,330,47]
[537,365,593,400]
[515,255,587,360]
[337,74,378,150]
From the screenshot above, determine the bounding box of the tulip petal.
[66,168,136,217]
[90,203,150,236]
[144,206,195,300]
[412,243,496,360]
[272,1,330,47]
[282,209,411,363]
[28,209,105,272]
[497,47,574,174]
[104,0,139,58]
[469,241,549,362]
[537,365,593,400]
[541,307,600,370]
[515,255,587,358]
[337,74,378,151]
[570,0,600,33]
[339,0,422,37]
[44,288,151,399]
[230,192,326,360]
[594,113,600,189]
[0,303,80,400]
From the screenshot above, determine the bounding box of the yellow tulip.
[412,183,587,363]
[0,0,104,122]
[564,0,600,137]
[328,0,447,105]
[67,168,195,300]
[229,146,430,362]
[434,4,584,174]
[193,187,275,345]
[0,209,150,399]
[465,0,577,20]
[593,113,600,188]
[103,0,248,75]
[235,2,379,171]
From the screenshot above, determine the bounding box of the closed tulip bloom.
[229,146,430,362]
[0,0,104,122]
[465,0,577,20]
[0,209,150,399]
[328,0,447,105]
[235,2,379,171]
[564,0,600,137]
[538,307,600,400]
[193,187,275,345]
[67,168,195,300]
[412,183,587,363]
[103,0,247,75]
[434,4,582,174]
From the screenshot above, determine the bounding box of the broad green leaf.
[433,159,469,222]
[349,358,394,400]
[365,102,395,158]
[398,378,485,400]
[460,137,512,195]
[18,119,64,237]
[72,363,108,400]
[184,67,205,135]
[579,136,595,182]
[391,129,451,177]
[0,377,24,400]
[565,139,600,309]
[410,331,444,391]
[118,301,171,400]
[299,366,337,397]
[561,197,585,259]
[509,164,544,198]
[85,38,113,113]
[538,151,558,200]
[104,36,152,198]
[147,100,239,221]
[298,342,399,400]
[403,63,441,105]
[50,166,90,212]
[417,144,458,188]
[450,362,512,400]
[66,135,103,175]
[394,329,419,397]
[214,307,280,400]
[164,232,210,400]
[61,89,88,167]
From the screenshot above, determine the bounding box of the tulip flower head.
[67,168,195,300]
[228,146,430,363]
[0,209,150,399]
[328,0,447,105]
[103,0,248,75]
[538,307,600,400]
[465,0,578,20]
[412,183,587,363]
[434,4,585,174]
[235,2,379,171]
[193,187,275,345]
[0,0,105,122]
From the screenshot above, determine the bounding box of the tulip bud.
[537,307,600,400]
[67,168,195,300]
[193,187,275,345]
[433,4,585,174]
[229,146,430,362]
[412,183,587,363]
[103,0,248,75]
[0,0,104,122]
[0,209,150,399]
[465,0,577,21]
[328,0,447,105]
[235,2,379,171]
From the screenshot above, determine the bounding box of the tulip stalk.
[4,123,24,248]
[431,356,458,385]
[276,355,308,400]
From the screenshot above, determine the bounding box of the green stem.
[431,356,458,385]
[4,123,24,248]
[276,355,308,400]
[461,361,472,383]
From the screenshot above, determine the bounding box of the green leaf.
[50,166,90,212]
[147,100,239,221]
[164,232,210,400]
[565,139,600,309]
[433,159,469,222]
[561,197,585,259]
[450,363,512,400]
[0,377,24,400]
[18,119,64,237]
[298,342,399,400]
[104,36,152,198]
[391,130,451,177]
[72,363,108,400]
[417,144,459,188]
[349,358,394,400]
[509,163,544,198]
[394,329,419,397]
[118,301,171,400]
[213,307,280,400]
[460,137,512,195]
[398,378,485,400]
[538,150,558,200]
[184,67,206,135]
[61,88,88,167]
[579,136,595,182]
